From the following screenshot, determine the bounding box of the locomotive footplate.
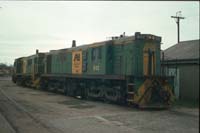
[127,77,175,109]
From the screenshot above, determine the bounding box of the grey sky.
[0,1,199,64]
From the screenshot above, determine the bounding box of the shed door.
[167,68,180,99]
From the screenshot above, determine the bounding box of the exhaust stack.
[72,40,76,47]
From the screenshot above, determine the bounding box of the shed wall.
[179,64,199,101]
[162,63,199,101]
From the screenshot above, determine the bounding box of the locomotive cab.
[126,33,175,108]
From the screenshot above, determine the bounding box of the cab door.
[143,44,156,76]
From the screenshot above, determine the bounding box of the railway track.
[0,87,61,133]
[0,79,198,133]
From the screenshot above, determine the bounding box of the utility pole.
[171,11,185,43]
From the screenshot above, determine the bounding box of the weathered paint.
[132,78,174,106]
[133,79,153,106]
[50,51,68,74]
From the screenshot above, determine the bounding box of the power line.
[171,11,185,43]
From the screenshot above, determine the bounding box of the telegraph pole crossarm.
[171,11,185,43]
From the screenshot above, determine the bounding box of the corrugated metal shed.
[162,40,199,101]
[163,39,199,60]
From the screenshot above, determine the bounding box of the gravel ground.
[0,77,199,133]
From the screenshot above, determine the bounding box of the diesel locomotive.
[12,32,174,108]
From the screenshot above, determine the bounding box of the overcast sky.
[0,1,199,64]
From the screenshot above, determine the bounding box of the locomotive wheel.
[39,80,48,91]
[47,82,57,92]
[159,89,170,104]
[105,87,122,103]
[64,82,72,96]
[81,86,88,100]
[88,86,102,99]
[16,79,22,86]
[63,83,68,96]
[68,81,77,97]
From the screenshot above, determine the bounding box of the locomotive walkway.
[0,77,199,133]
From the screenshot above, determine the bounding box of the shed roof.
[163,39,199,60]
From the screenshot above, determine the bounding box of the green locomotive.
[12,32,174,108]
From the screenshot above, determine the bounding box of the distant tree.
[0,63,13,76]
[0,63,7,68]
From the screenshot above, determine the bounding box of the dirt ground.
[0,77,199,133]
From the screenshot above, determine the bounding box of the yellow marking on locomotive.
[22,59,27,74]
[152,55,156,75]
[131,78,175,107]
[32,78,40,89]
[162,81,175,104]
[143,43,156,76]
[133,79,153,106]
[143,53,148,75]
[72,50,82,74]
